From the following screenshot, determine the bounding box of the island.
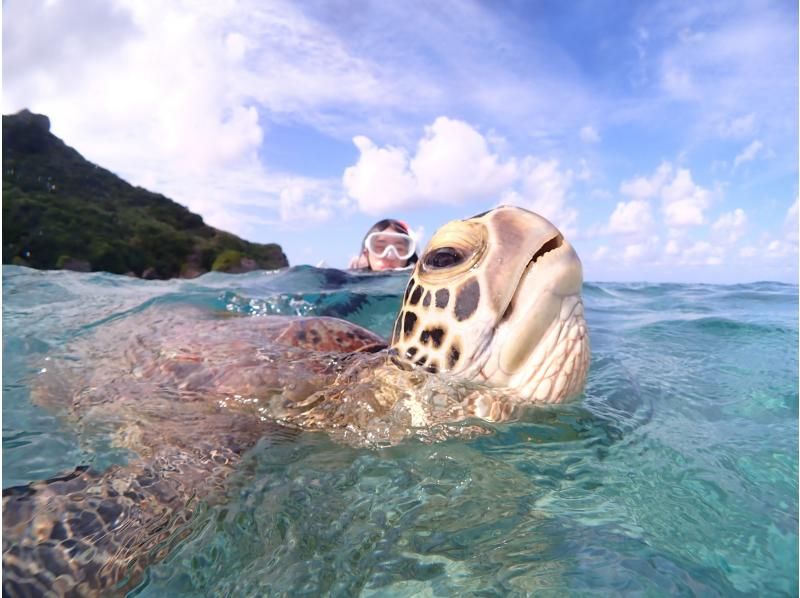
[3,110,288,279]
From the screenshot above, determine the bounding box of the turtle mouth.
[530,234,564,266]
[501,234,564,322]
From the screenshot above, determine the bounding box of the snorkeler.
[348,219,419,271]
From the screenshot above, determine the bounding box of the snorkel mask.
[365,231,416,260]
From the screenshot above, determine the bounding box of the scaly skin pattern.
[3,206,590,597]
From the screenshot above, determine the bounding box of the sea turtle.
[2,206,590,597]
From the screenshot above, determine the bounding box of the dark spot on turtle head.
[404,277,416,302]
[346,332,355,339]
[405,346,418,359]
[435,288,449,309]
[297,330,307,342]
[447,344,461,369]
[410,285,424,305]
[422,291,432,307]
[425,360,439,374]
[415,355,428,366]
[403,311,418,338]
[454,277,480,321]
[420,327,445,348]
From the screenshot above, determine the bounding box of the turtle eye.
[423,247,464,270]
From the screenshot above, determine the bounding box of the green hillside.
[2,110,288,278]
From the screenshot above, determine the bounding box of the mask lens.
[366,232,415,259]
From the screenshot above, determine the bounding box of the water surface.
[3,266,797,595]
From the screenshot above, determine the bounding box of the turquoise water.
[3,265,798,596]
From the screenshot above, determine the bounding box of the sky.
[3,0,798,283]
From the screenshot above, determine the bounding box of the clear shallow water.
[3,265,797,596]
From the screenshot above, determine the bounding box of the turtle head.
[390,205,589,403]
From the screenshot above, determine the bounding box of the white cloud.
[343,117,580,235]
[712,208,747,244]
[680,241,723,266]
[343,117,517,215]
[579,125,600,143]
[412,118,518,202]
[606,199,654,235]
[646,2,796,143]
[278,182,352,224]
[660,168,712,227]
[620,162,673,201]
[342,137,418,214]
[764,239,796,259]
[620,163,712,229]
[502,158,577,236]
[2,0,431,230]
[623,243,647,262]
[733,140,764,167]
[665,239,680,256]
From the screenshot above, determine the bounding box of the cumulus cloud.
[764,239,796,259]
[606,199,654,235]
[646,2,796,143]
[660,168,712,227]
[343,116,580,234]
[680,241,724,266]
[343,117,517,215]
[278,183,352,224]
[733,140,764,167]
[501,158,577,236]
[620,235,661,264]
[712,208,747,244]
[342,137,419,214]
[2,0,423,230]
[623,243,648,262]
[619,162,673,201]
[618,162,712,229]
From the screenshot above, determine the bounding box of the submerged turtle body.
[3,206,591,597]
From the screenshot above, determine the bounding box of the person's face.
[366,226,410,271]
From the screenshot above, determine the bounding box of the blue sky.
[4,0,798,282]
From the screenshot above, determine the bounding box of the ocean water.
[2,265,797,596]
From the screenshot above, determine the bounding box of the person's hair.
[358,219,419,270]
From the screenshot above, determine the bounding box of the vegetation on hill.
[2,110,288,278]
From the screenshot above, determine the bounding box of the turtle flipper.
[3,421,297,597]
